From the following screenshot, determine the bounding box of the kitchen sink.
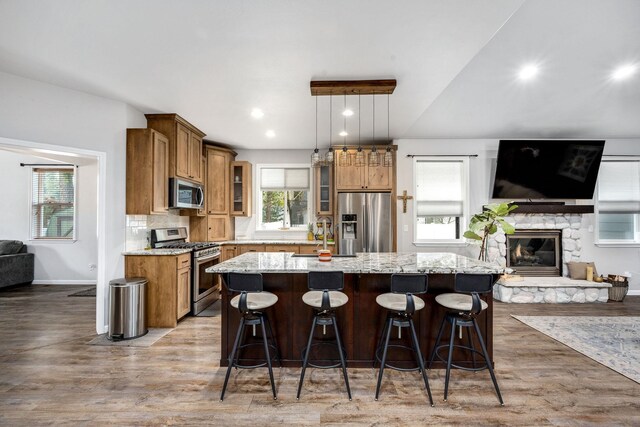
[290,254,356,258]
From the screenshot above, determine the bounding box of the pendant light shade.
[339,146,351,166]
[354,146,365,166]
[311,148,321,166]
[369,146,380,166]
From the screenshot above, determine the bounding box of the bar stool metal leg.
[408,318,434,406]
[473,318,504,406]
[375,316,393,401]
[466,328,477,369]
[260,317,277,400]
[221,317,245,401]
[428,316,447,370]
[332,315,352,400]
[443,318,456,402]
[373,313,391,369]
[296,316,318,400]
[265,315,282,368]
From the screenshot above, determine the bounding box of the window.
[595,159,640,245]
[257,166,311,230]
[31,167,76,240]
[414,157,468,244]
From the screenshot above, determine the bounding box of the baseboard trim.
[31,280,97,285]
[627,290,640,296]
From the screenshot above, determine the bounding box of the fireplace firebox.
[506,230,562,276]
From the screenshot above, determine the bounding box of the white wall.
[395,138,640,292]
[0,150,98,283]
[234,149,312,240]
[0,71,147,332]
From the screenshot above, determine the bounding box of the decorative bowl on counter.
[318,250,332,262]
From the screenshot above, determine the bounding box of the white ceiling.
[0,0,638,149]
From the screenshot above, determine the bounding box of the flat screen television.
[492,140,605,199]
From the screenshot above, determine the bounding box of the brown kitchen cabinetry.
[126,128,169,215]
[145,113,205,184]
[221,245,237,261]
[237,244,265,255]
[335,147,395,191]
[207,214,233,241]
[298,245,322,255]
[124,253,191,328]
[230,161,252,216]
[315,164,333,216]
[264,245,299,253]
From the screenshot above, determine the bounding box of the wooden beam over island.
[207,252,506,368]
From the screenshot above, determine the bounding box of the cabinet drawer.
[265,245,299,253]
[177,254,191,269]
[298,245,321,255]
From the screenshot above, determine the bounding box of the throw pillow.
[0,240,24,255]
[567,261,598,280]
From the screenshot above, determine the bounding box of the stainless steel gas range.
[150,227,220,315]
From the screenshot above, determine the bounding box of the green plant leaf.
[463,231,482,240]
[498,219,515,234]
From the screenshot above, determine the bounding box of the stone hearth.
[494,276,611,303]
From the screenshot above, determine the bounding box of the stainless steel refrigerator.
[337,192,392,255]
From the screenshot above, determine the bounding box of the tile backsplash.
[125,212,190,250]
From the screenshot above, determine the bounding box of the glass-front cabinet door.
[315,165,333,216]
[230,161,252,216]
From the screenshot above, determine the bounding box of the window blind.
[260,168,310,190]
[598,161,640,213]
[415,160,464,216]
[31,167,76,239]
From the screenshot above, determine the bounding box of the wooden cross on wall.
[397,190,413,213]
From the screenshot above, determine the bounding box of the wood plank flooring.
[1,285,639,426]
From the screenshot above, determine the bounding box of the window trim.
[594,156,640,247]
[255,163,313,232]
[412,156,470,246]
[29,166,77,242]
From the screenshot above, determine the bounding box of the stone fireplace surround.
[488,213,610,303]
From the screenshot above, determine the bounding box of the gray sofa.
[0,240,35,288]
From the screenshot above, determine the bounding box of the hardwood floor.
[1,285,639,426]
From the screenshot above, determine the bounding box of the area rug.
[512,315,640,384]
[87,328,173,347]
[68,287,96,297]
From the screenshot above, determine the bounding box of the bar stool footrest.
[301,341,347,369]
[232,342,280,369]
[432,344,489,372]
[375,344,421,372]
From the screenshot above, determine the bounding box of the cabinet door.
[176,123,191,179]
[207,149,229,215]
[152,131,169,213]
[208,215,231,241]
[335,150,364,190]
[230,161,252,216]
[221,246,237,261]
[298,245,321,255]
[189,133,203,183]
[315,165,333,215]
[177,267,191,319]
[265,245,299,253]
[365,163,393,190]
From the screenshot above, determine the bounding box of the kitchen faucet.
[322,218,328,251]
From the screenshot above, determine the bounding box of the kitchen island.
[207,252,507,368]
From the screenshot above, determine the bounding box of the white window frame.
[29,166,78,242]
[255,163,313,232]
[594,156,640,247]
[412,156,469,246]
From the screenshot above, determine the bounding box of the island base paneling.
[219,273,495,368]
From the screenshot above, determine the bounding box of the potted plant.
[463,202,518,261]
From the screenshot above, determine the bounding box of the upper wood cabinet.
[145,114,205,184]
[315,165,333,216]
[126,128,169,215]
[206,147,234,215]
[335,147,395,191]
[230,161,252,216]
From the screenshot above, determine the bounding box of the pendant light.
[369,93,380,167]
[311,96,321,167]
[354,94,366,166]
[325,94,334,163]
[383,93,393,168]
[339,93,351,167]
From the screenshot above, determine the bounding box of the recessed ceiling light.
[339,131,348,137]
[342,109,354,117]
[265,130,276,138]
[518,64,539,80]
[612,64,637,80]
[251,108,264,119]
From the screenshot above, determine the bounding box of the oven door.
[192,253,220,315]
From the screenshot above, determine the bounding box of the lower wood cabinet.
[265,245,300,253]
[124,253,191,328]
[298,245,322,255]
[221,245,237,261]
[237,244,265,255]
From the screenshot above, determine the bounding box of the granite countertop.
[221,240,334,246]
[122,248,192,256]
[206,252,508,275]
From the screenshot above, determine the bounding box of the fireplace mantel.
[489,203,595,214]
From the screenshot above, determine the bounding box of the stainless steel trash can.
[108,277,148,340]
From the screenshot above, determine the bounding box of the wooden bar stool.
[297,271,352,400]
[374,273,434,405]
[220,272,280,401]
[428,273,504,405]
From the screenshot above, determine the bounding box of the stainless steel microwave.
[169,178,204,209]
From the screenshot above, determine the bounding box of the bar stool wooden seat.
[220,272,280,401]
[428,273,504,405]
[297,271,352,400]
[374,273,434,406]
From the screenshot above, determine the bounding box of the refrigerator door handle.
[362,197,368,253]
